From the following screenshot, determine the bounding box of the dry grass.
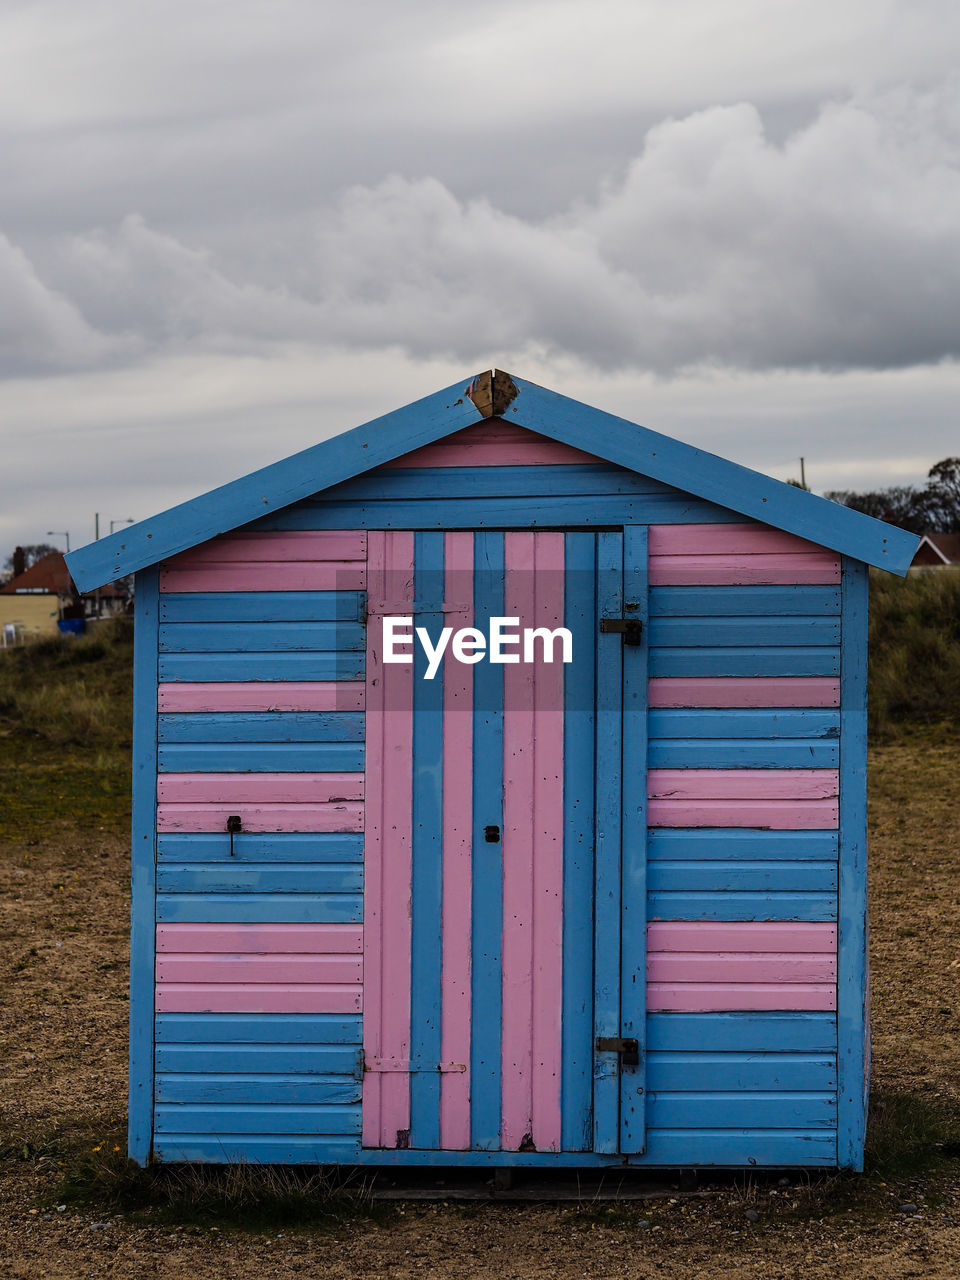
[1,611,960,1275]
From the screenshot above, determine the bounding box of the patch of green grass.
[0,619,133,839]
[869,570,960,740]
[865,1089,960,1177]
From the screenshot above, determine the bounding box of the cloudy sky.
[3,0,960,555]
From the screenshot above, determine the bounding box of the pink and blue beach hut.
[66,371,919,1171]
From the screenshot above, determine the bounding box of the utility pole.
[800,457,807,490]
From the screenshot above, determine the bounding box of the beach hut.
[66,370,920,1171]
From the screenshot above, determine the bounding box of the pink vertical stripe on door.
[500,533,564,1153]
[439,532,474,1150]
[362,531,415,1149]
[501,534,536,1151]
[530,533,565,1153]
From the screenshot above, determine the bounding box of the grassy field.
[1,600,960,1277]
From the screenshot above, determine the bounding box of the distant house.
[0,551,127,637]
[910,533,960,571]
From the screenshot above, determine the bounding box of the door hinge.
[599,617,643,646]
[596,1036,640,1067]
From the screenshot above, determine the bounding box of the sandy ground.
[1,738,959,1278]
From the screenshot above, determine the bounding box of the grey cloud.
[12,91,960,376]
[0,231,130,373]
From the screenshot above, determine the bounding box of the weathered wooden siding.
[141,430,854,1168]
[152,533,366,1161]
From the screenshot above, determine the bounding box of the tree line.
[825,457,960,533]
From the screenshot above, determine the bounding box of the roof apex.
[66,369,921,590]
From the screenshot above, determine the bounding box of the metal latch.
[599,618,643,646]
[596,1036,640,1067]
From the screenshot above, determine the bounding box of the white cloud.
[0,231,127,373]
[18,89,960,376]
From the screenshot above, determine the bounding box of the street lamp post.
[46,531,70,552]
[110,518,135,534]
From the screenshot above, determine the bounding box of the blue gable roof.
[66,369,920,591]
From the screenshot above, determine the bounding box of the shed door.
[361,528,647,1155]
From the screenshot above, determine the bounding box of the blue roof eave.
[65,374,488,592]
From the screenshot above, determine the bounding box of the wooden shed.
[66,370,920,1172]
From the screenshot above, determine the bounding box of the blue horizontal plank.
[160,592,365,623]
[647,860,837,894]
[153,1136,361,1164]
[155,1013,361,1044]
[648,1092,836,1129]
[257,494,740,532]
[649,648,839,678]
[649,586,841,617]
[159,742,364,772]
[333,463,670,499]
[157,833,363,863]
[160,621,365,654]
[156,1075,362,1106]
[646,1054,837,1092]
[647,1012,838,1054]
[648,739,838,769]
[155,1045,362,1074]
[647,830,839,861]
[157,893,362,923]
[640,1128,837,1167]
[647,891,837,922]
[160,713,365,743]
[648,710,840,739]
[157,863,362,894]
[159,654,365,682]
[648,617,840,648]
[154,1104,361,1135]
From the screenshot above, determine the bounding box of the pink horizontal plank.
[647,952,837,983]
[155,984,363,1014]
[158,682,365,712]
[387,422,603,468]
[647,922,837,953]
[648,677,840,708]
[647,983,837,1012]
[163,531,367,565]
[156,954,363,984]
[648,524,824,556]
[648,798,839,829]
[156,922,363,953]
[156,803,364,833]
[649,553,840,586]
[158,773,363,803]
[649,769,838,800]
[159,563,365,592]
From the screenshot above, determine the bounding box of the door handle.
[596,1036,640,1067]
[599,618,643,646]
